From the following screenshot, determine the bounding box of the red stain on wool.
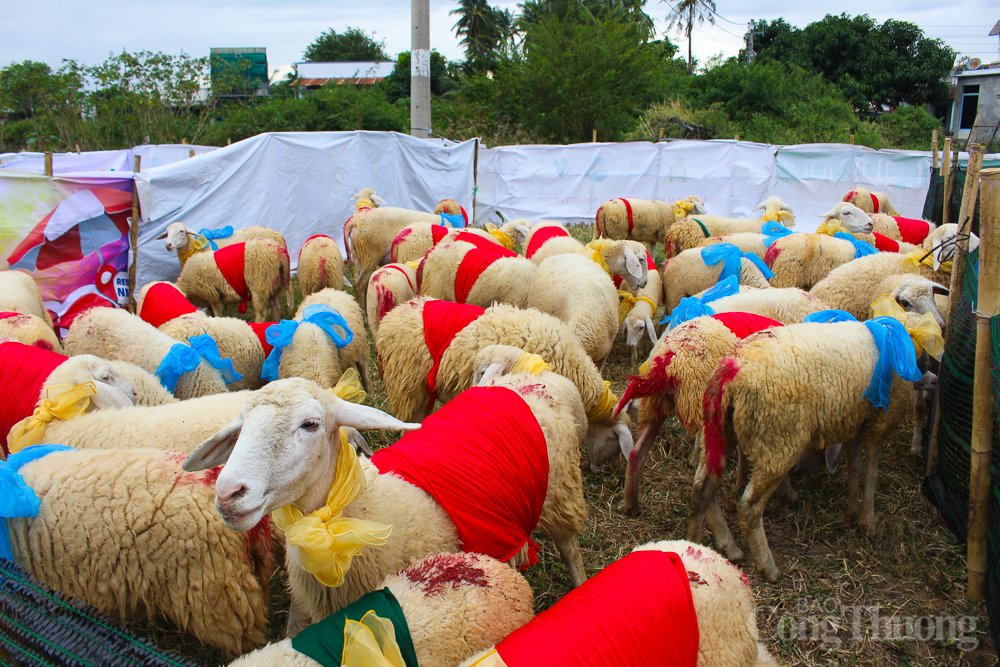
[245,514,271,563]
[703,356,741,477]
[688,570,708,586]
[415,259,425,291]
[317,256,328,286]
[740,572,751,587]
[376,285,396,322]
[516,382,549,399]
[763,244,782,268]
[613,350,676,418]
[404,553,488,595]
[390,227,412,262]
[33,339,55,351]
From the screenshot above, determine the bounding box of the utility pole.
[746,20,755,62]
[410,0,431,139]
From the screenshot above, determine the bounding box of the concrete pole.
[410,0,431,139]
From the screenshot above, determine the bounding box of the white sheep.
[594,195,706,258]
[0,270,54,329]
[390,223,510,265]
[841,186,900,217]
[765,233,866,290]
[664,197,796,257]
[297,234,346,298]
[697,232,769,260]
[661,247,772,314]
[366,263,418,337]
[618,250,663,360]
[0,312,61,353]
[107,359,179,406]
[157,221,287,268]
[418,240,536,309]
[64,307,231,400]
[227,552,535,667]
[182,375,589,633]
[177,238,291,322]
[520,220,650,289]
[705,287,830,324]
[458,540,776,667]
[522,220,585,263]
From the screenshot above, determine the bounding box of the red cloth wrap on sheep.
[455,248,503,304]
[298,234,332,262]
[0,341,68,456]
[139,283,198,328]
[872,232,900,253]
[892,217,931,245]
[843,189,880,214]
[371,386,548,567]
[710,311,784,339]
[0,312,21,320]
[613,250,657,289]
[213,242,250,313]
[455,232,518,257]
[422,300,485,410]
[247,322,277,356]
[526,226,570,259]
[621,198,635,235]
[431,224,449,246]
[381,264,416,293]
[493,550,699,667]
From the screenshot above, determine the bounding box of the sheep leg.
[705,490,744,563]
[859,437,883,536]
[554,536,588,588]
[776,476,798,503]
[355,359,372,395]
[623,419,664,516]
[911,389,928,455]
[250,290,269,323]
[285,597,312,638]
[844,438,863,522]
[687,432,701,470]
[737,450,749,489]
[209,301,223,318]
[738,475,785,583]
[686,462,717,545]
[269,293,283,321]
[354,268,374,313]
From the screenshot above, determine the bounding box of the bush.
[876,105,942,150]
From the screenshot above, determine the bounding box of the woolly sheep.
[390,223,498,265]
[0,312,61,352]
[698,232,769,260]
[183,375,589,631]
[707,287,829,324]
[868,212,935,245]
[594,195,706,258]
[520,220,649,289]
[664,197,796,257]
[527,253,619,370]
[158,222,287,268]
[297,234,346,298]
[64,307,230,400]
[227,552,535,667]
[688,320,924,582]
[418,240,537,309]
[521,220,586,264]
[925,222,980,270]
[0,270,54,329]
[620,254,663,360]
[366,263,418,338]
[661,247,772,314]
[458,539,776,667]
[765,233,861,290]
[177,238,291,322]
[842,186,899,217]
[6,446,273,655]
[278,288,372,393]
[107,359,178,406]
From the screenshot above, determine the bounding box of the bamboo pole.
[44,152,53,177]
[942,138,952,225]
[967,167,1000,601]
[472,138,479,227]
[75,143,81,154]
[128,155,141,314]
[189,149,195,158]
[946,149,960,226]
[227,138,232,145]
[592,129,597,143]
[932,129,939,170]
[850,133,855,145]
[659,128,664,140]
[734,134,740,142]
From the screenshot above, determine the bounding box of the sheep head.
[472,345,527,387]
[54,354,137,409]
[605,241,648,290]
[158,222,193,252]
[353,188,385,207]
[684,196,708,214]
[818,202,873,234]
[183,378,420,531]
[586,412,634,474]
[931,224,980,271]
[624,310,658,357]
[889,277,949,329]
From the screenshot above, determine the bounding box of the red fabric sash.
[459,205,469,225]
[526,226,570,259]
[844,189,880,214]
[214,243,249,313]
[299,234,332,262]
[892,217,931,245]
[379,264,416,294]
[872,232,900,253]
[711,312,783,339]
[422,300,484,410]
[431,224,449,246]
[495,550,699,667]
[0,341,68,455]
[455,249,502,304]
[0,312,21,320]
[247,322,276,356]
[455,232,517,257]
[371,386,548,565]
[139,283,198,328]
[621,198,634,235]
[871,192,880,213]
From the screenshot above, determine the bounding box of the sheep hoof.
[761,564,781,584]
[725,547,745,564]
[589,462,604,474]
[623,501,643,517]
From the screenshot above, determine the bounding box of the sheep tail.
[343,216,356,262]
[703,354,740,477]
[594,206,603,239]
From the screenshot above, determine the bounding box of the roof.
[211,47,266,54]
[295,77,387,86]
[957,66,1000,78]
[296,61,395,79]
[990,20,1000,36]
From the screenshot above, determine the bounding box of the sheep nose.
[216,482,248,505]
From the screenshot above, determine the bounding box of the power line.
[707,6,744,26]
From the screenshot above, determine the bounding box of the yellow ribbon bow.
[584,239,614,276]
[512,352,551,376]
[484,223,515,251]
[8,382,97,455]
[870,295,945,360]
[272,429,393,587]
[901,249,951,275]
[586,380,617,423]
[404,261,420,270]
[342,611,406,667]
[815,219,843,236]
[639,361,649,374]
[672,199,695,219]
[176,233,210,263]
[466,649,507,667]
[760,205,794,225]
[332,367,367,405]
[617,291,658,326]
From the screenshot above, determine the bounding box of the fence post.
[942,138,952,226]
[128,155,141,314]
[189,149,195,158]
[472,138,479,228]
[592,129,597,143]
[44,152,53,177]
[932,129,939,170]
[967,167,1000,601]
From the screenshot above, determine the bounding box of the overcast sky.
[2,0,998,81]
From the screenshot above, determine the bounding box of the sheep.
[375,298,633,474]
[458,540,776,667]
[611,312,784,514]
[526,253,619,370]
[706,287,830,324]
[176,238,291,322]
[522,221,586,263]
[64,307,231,400]
[107,359,178,406]
[912,222,979,273]
[661,247,773,314]
[4,445,273,655]
[619,250,663,360]
[297,234,346,298]
[158,221,287,268]
[664,197,796,257]
[0,270,54,329]
[272,288,372,393]
[594,195,706,258]
[841,186,899,217]
[227,552,535,667]
[138,281,266,391]
[434,198,468,224]
[390,223,499,265]
[698,232,769,260]
[366,262,418,337]
[182,375,589,633]
[687,318,925,582]
[0,312,61,352]
[1,340,136,456]
[521,221,649,289]
[419,240,536,309]
[766,233,866,290]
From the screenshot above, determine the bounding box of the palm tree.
[451,0,504,62]
[664,0,716,72]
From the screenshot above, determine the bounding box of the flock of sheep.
[0,181,970,666]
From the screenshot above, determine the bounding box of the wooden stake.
[592,129,597,143]
[128,155,141,314]
[189,149,195,158]
[941,138,952,226]
[967,167,1000,601]
[659,128,664,140]
[472,138,479,228]
[227,138,232,145]
[181,137,187,145]
[75,143,81,154]
[44,152,53,177]
[932,129,939,170]
[850,134,855,145]
[945,149,960,226]
[734,134,740,142]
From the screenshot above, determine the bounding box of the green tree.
[664,0,717,72]
[303,27,389,62]
[381,51,457,102]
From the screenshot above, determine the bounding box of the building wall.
[951,72,1000,143]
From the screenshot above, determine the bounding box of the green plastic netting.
[922,167,983,235]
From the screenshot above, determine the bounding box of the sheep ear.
[931,284,950,296]
[334,399,421,432]
[183,418,243,471]
[90,382,134,410]
[645,315,657,344]
[692,200,707,214]
[516,225,530,238]
[613,423,634,458]
[624,248,642,280]
[371,194,386,207]
[343,426,374,457]
[752,202,766,212]
[818,206,841,219]
[156,232,169,240]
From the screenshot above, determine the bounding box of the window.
[959,84,980,129]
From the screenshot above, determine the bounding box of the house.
[943,23,1000,144]
[210,48,270,97]
[292,61,396,93]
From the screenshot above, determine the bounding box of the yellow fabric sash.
[8,382,97,455]
[512,353,550,376]
[331,368,367,405]
[272,429,393,587]
[356,198,375,212]
[404,261,420,270]
[584,239,614,276]
[484,223,515,251]
[902,249,951,275]
[639,361,649,374]
[815,219,843,236]
[466,649,507,667]
[760,205,794,225]
[617,291,658,326]
[176,233,209,263]
[342,612,406,667]
[870,295,945,360]
[672,199,695,219]
[586,381,617,423]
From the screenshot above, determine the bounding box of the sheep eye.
[301,420,320,432]
[899,298,911,309]
[102,373,113,382]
